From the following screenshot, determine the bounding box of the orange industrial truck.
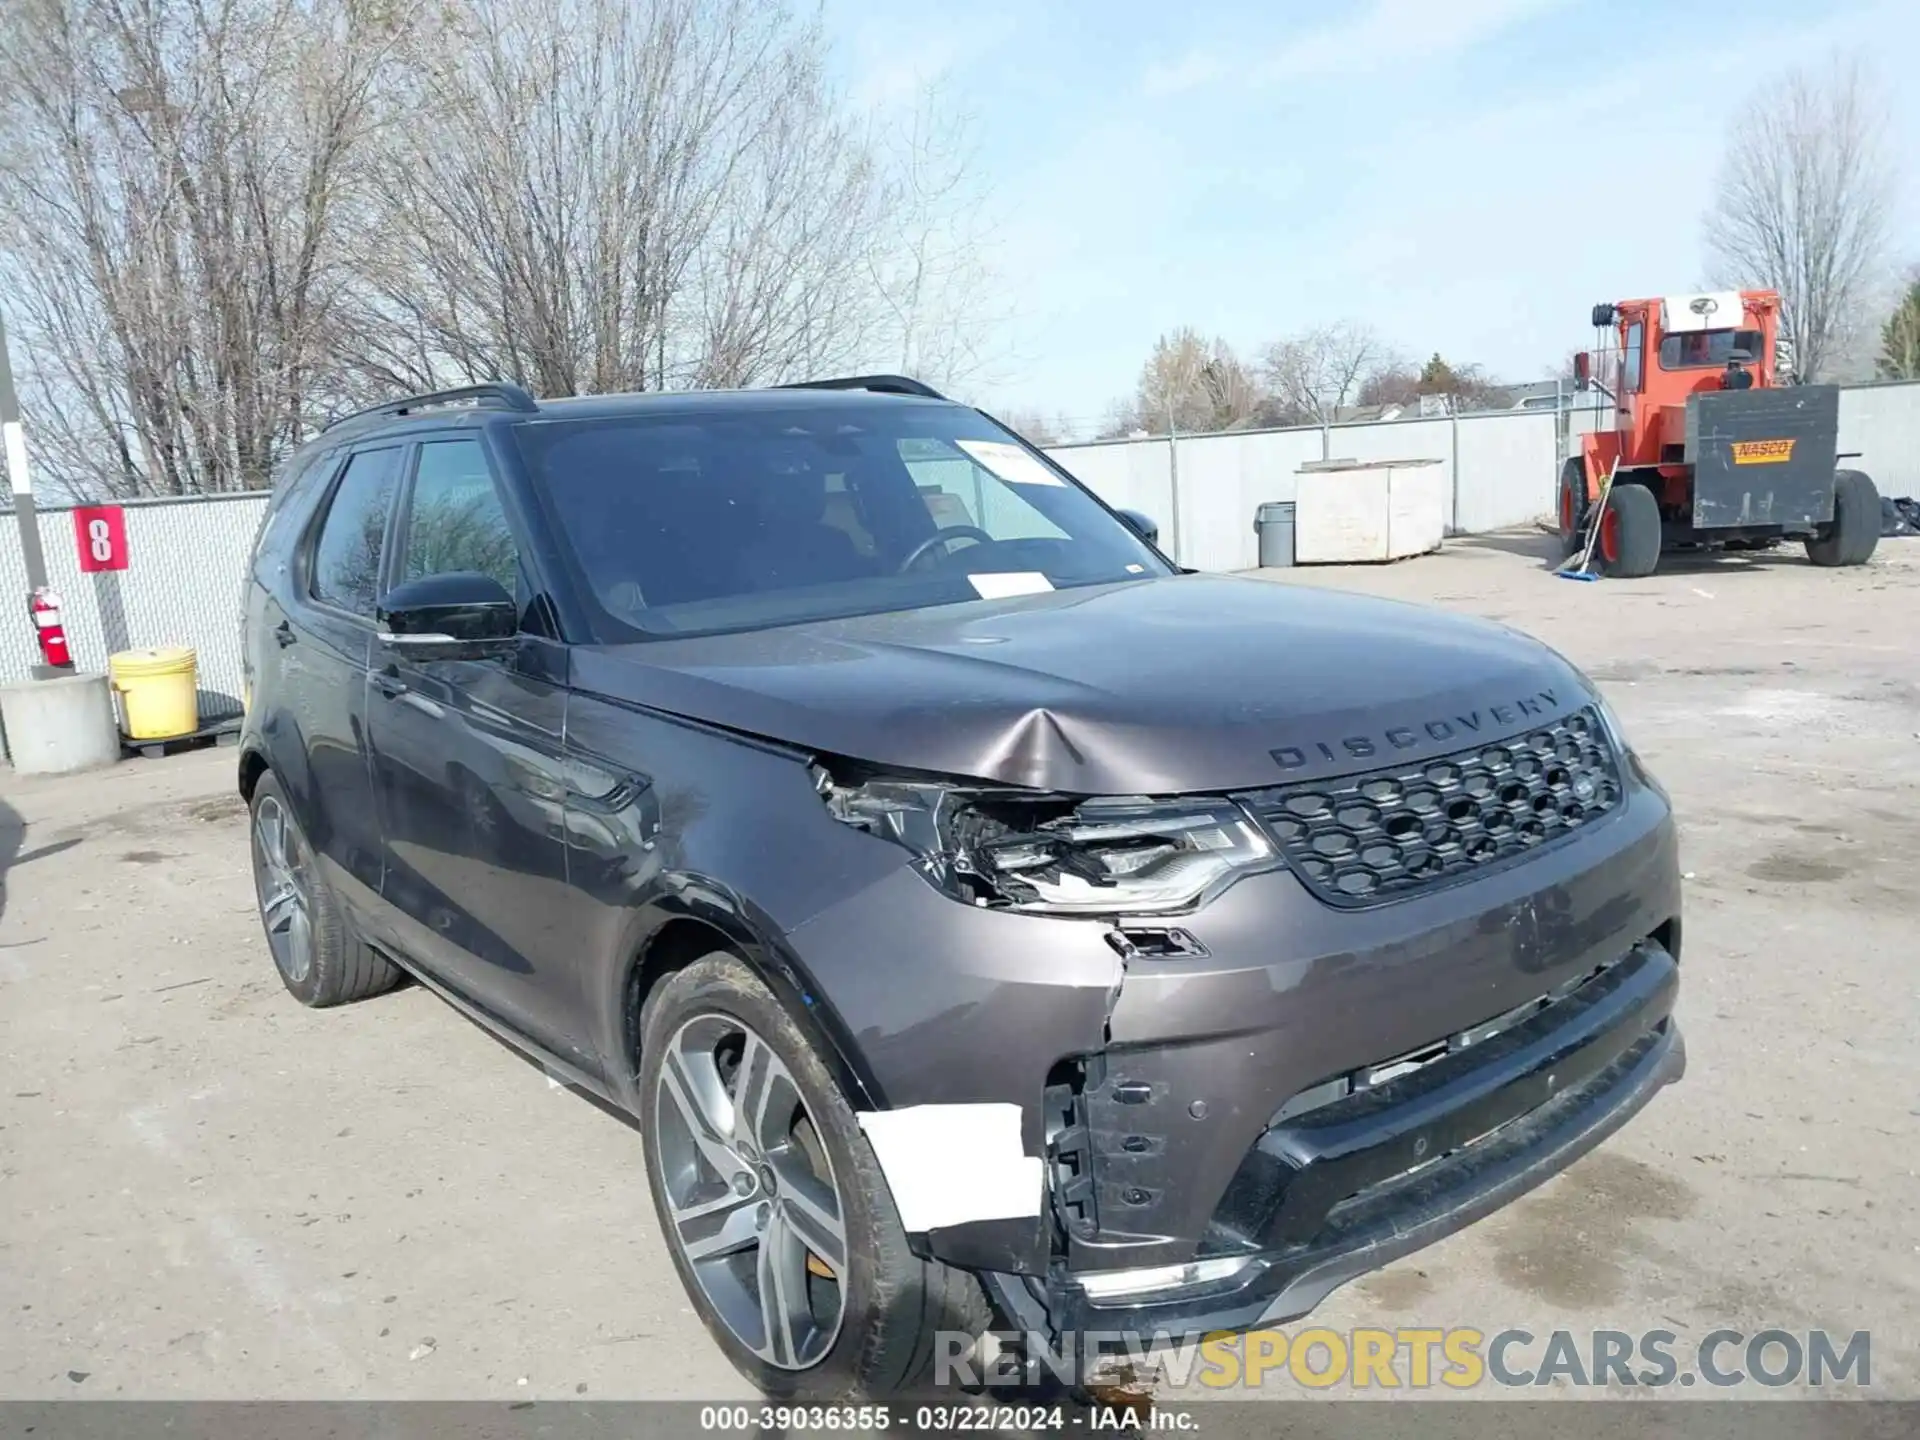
[1559,289,1880,577]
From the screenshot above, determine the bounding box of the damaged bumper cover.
[991,937,1683,1340]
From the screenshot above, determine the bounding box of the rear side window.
[311,447,401,616]
[399,439,520,596]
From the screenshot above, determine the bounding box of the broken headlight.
[817,769,1275,915]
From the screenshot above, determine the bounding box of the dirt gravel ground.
[3,529,1917,1406]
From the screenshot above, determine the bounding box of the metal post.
[1165,403,1183,565]
[1449,406,1461,534]
[0,309,62,679]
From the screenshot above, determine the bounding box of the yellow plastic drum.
[108,646,200,741]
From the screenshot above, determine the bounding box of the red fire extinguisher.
[30,586,73,670]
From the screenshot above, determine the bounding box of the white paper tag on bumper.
[968,571,1053,599]
[857,1104,1043,1232]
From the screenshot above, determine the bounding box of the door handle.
[371,672,407,699]
[272,621,297,648]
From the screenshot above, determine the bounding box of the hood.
[569,574,1593,795]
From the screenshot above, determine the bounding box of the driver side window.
[400,439,522,599]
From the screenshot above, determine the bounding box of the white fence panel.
[1168,428,1326,571]
[1838,383,1920,500]
[1454,411,1559,532]
[1045,438,1175,547]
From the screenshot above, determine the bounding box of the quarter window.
[310,447,402,616]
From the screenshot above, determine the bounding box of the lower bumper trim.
[986,1013,1685,1341]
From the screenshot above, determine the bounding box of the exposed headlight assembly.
[816,768,1275,915]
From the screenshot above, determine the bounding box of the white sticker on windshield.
[968,571,1054,599]
[958,439,1065,486]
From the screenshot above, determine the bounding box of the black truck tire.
[1557,458,1588,557]
[1599,482,1661,578]
[1806,469,1880,568]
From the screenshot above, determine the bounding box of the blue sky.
[821,0,1920,430]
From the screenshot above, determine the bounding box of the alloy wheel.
[251,794,314,984]
[652,1015,848,1370]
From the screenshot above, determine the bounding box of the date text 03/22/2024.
[697,1405,1190,1432]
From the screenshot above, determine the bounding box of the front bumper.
[782,755,1683,1320]
[989,939,1683,1339]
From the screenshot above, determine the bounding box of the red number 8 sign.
[73,505,128,573]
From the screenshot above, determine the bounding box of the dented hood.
[568,574,1592,794]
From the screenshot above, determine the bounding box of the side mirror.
[377,571,517,656]
[1572,352,1591,391]
[1116,508,1160,546]
[1590,303,1616,328]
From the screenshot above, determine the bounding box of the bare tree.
[993,408,1076,447]
[1356,362,1419,408]
[1261,323,1396,424]
[860,87,1005,393]
[354,0,892,399]
[1703,58,1895,383]
[1131,328,1263,435]
[0,0,399,498]
[1,0,999,497]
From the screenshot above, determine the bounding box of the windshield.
[515,401,1170,639]
[1659,328,1763,370]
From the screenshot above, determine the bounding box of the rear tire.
[1556,458,1587,558]
[248,772,401,1008]
[639,953,993,1399]
[1806,469,1880,567]
[1598,482,1661,579]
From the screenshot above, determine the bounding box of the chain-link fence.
[0,492,268,722]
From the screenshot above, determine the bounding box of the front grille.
[1242,706,1622,907]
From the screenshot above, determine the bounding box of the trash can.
[108,646,200,741]
[1255,501,1296,568]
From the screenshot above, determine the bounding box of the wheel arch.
[615,891,884,1119]
[238,745,270,800]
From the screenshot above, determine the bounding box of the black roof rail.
[325,381,539,432]
[778,374,947,401]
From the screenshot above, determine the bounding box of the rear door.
[364,434,585,1065]
[271,444,404,921]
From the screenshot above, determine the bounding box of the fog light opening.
[1076,1255,1254,1301]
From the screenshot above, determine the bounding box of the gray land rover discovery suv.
[239,374,1684,1398]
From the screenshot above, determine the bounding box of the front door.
[364,435,584,1066]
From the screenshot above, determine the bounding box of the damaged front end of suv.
[802,698,1684,1353]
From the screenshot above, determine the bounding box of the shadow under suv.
[238,375,1684,1397]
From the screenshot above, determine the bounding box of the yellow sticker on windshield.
[958,440,1065,487]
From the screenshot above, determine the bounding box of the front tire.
[639,953,992,1399]
[1598,482,1662,578]
[1806,469,1880,567]
[248,772,401,1007]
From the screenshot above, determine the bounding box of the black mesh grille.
[1242,706,1622,907]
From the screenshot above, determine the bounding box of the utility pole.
[0,307,62,679]
[1165,401,1183,565]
